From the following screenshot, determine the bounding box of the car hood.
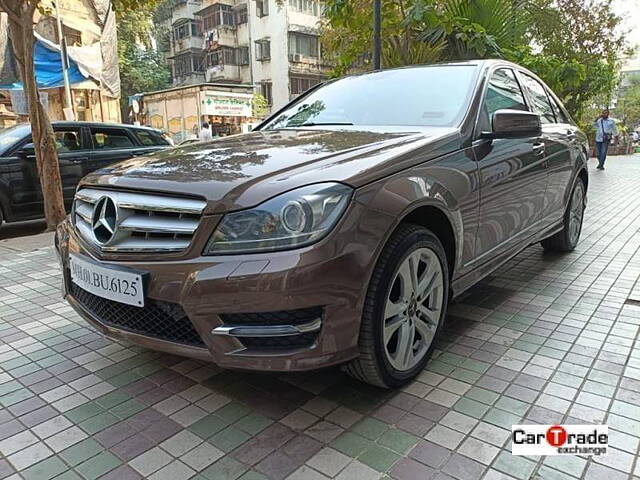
[81,127,461,214]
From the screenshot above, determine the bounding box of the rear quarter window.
[91,128,135,149]
[133,130,169,146]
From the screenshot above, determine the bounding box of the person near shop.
[594,109,618,170]
[199,122,213,142]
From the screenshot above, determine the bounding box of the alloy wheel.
[569,183,585,246]
[383,247,444,372]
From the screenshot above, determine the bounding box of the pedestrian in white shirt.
[199,122,213,142]
[593,109,618,170]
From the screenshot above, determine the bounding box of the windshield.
[262,65,479,130]
[0,124,29,154]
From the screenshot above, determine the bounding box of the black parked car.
[0,122,171,225]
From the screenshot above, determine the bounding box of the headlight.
[205,182,353,254]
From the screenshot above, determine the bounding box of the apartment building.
[167,0,328,111]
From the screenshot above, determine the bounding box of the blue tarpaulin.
[0,38,88,90]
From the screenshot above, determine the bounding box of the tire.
[344,224,450,388]
[541,179,585,252]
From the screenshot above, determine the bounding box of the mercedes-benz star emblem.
[92,196,118,245]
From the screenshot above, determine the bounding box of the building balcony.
[202,25,238,49]
[205,64,241,83]
[172,71,206,86]
[288,55,332,74]
[172,36,204,54]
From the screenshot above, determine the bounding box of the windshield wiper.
[294,122,354,127]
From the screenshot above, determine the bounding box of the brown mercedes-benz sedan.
[55,60,588,388]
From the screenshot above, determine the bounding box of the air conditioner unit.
[291,53,303,63]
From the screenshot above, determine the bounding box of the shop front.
[140,83,254,143]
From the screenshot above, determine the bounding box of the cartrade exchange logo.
[512,425,608,456]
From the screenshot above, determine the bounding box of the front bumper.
[55,203,388,372]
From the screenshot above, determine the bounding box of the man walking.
[594,109,618,170]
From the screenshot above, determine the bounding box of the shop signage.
[200,91,252,117]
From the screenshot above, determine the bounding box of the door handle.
[132,151,147,156]
[69,156,89,163]
[532,142,545,156]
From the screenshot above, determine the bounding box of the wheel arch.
[577,167,588,190]
[0,184,11,223]
[399,205,457,280]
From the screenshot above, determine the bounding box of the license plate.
[70,254,145,307]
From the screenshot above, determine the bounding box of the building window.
[206,47,237,67]
[288,32,319,58]
[235,4,248,24]
[290,75,321,96]
[202,3,235,31]
[174,54,204,77]
[173,21,200,40]
[259,82,272,105]
[237,46,250,65]
[256,0,269,17]
[288,0,319,15]
[255,39,270,61]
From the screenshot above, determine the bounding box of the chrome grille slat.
[75,203,93,223]
[100,238,191,252]
[77,188,206,215]
[119,215,199,234]
[73,188,205,253]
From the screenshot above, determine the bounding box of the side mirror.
[484,109,542,139]
[18,143,35,158]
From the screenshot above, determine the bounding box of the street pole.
[54,0,73,116]
[373,0,381,70]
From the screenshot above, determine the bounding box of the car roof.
[50,121,160,132]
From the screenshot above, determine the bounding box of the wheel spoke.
[384,300,406,321]
[396,261,414,300]
[408,253,420,292]
[414,316,435,345]
[394,321,415,370]
[418,304,438,326]
[384,315,405,345]
[418,269,440,301]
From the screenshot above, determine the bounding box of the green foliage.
[321,0,625,124]
[505,45,617,120]
[116,1,171,117]
[382,35,445,68]
[321,0,409,76]
[515,0,626,121]
[407,0,530,60]
[615,79,640,131]
[321,0,532,74]
[252,93,270,118]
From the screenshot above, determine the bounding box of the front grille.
[70,283,205,347]
[219,306,323,326]
[240,332,318,350]
[73,188,206,253]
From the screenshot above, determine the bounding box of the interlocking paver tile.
[3,157,640,479]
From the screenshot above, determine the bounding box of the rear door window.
[133,129,170,146]
[519,74,556,124]
[548,94,571,124]
[90,128,135,149]
[54,128,84,153]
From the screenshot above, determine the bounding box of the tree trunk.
[4,3,66,230]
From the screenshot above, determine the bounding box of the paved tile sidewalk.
[1,155,640,480]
